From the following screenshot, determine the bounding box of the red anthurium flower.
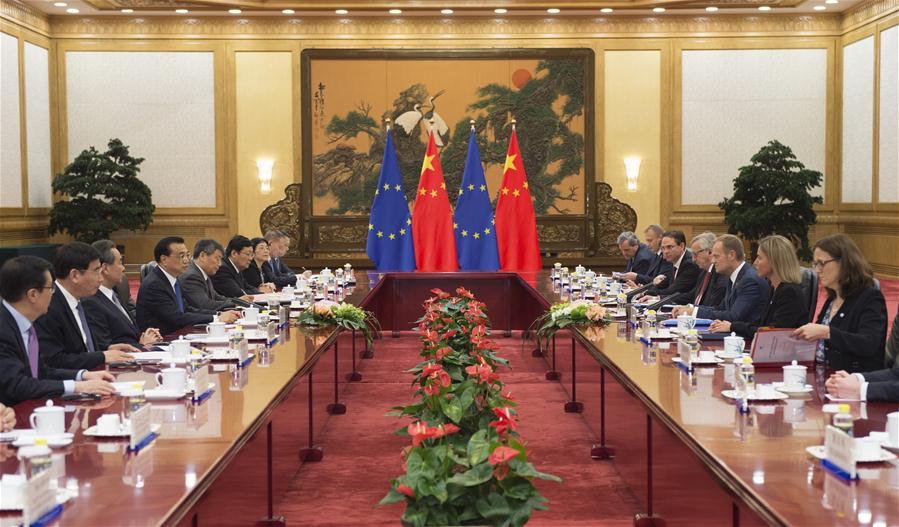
[397,484,414,498]
[424,382,442,396]
[436,346,453,360]
[456,287,475,299]
[490,407,518,435]
[488,445,519,465]
[437,370,451,387]
[430,288,450,299]
[465,362,498,384]
[432,423,460,439]
[421,363,442,377]
[407,422,435,446]
[442,329,457,338]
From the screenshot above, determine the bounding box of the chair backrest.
[140,260,158,282]
[799,267,818,323]
[873,277,881,291]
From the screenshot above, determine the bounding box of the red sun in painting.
[512,68,532,89]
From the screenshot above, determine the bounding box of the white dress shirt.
[3,300,79,394]
[56,280,89,347]
[729,261,746,285]
[852,373,869,401]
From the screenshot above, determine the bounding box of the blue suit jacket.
[696,263,769,322]
[625,243,655,276]
[136,266,213,336]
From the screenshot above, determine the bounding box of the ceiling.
[21,0,863,16]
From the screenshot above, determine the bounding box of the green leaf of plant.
[378,488,406,506]
[467,429,490,465]
[446,461,493,487]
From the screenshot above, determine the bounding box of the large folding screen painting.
[301,49,594,225]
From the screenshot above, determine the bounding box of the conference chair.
[140,261,158,282]
[799,267,818,323]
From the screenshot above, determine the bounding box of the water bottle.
[646,310,657,336]
[617,292,627,317]
[739,357,755,414]
[832,404,853,437]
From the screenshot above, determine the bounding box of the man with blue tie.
[617,231,655,281]
[675,234,769,322]
[263,230,299,288]
[137,237,236,336]
[1,256,115,406]
[35,243,135,371]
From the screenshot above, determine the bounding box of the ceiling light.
[825,0,838,3]
[228,9,241,14]
[813,4,826,9]
[494,8,507,14]
[282,9,294,14]
[335,9,348,14]
[53,2,67,6]
[652,7,666,12]
[600,8,613,13]
[65,7,79,13]
[758,5,771,10]
[389,8,402,14]
[705,6,718,11]
[441,8,454,14]
[121,8,133,12]
[547,8,560,13]
[175,8,189,13]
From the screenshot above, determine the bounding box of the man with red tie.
[668,232,727,308]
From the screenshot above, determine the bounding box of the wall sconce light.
[624,157,641,192]
[256,159,274,195]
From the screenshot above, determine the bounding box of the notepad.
[749,328,817,366]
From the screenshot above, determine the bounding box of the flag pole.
[385,116,391,132]
[511,117,516,131]
[470,119,475,131]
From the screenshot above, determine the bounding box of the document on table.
[750,328,817,365]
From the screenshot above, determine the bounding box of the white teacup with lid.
[29,400,65,436]
[723,333,745,356]
[782,360,807,390]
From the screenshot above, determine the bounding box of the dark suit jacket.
[0,304,79,406]
[885,309,898,369]
[116,274,136,320]
[625,244,655,276]
[82,289,141,349]
[136,266,213,336]
[34,288,107,371]
[818,287,887,373]
[179,262,235,312]
[263,257,297,288]
[730,282,808,341]
[863,362,899,402]
[669,267,727,308]
[647,251,701,297]
[636,251,673,285]
[212,259,260,298]
[696,263,769,323]
[241,260,267,289]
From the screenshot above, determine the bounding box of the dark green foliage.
[314,59,585,216]
[718,140,823,261]
[48,138,155,243]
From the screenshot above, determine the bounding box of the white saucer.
[84,423,161,438]
[208,350,256,362]
[721,389,789,401]
[805,445,897,463]
[673,356,723,366]
[11,432,74,448]
[772,382,814,395]
[144,388,188,401]
[715,351,743,361]
[113,381,146,394]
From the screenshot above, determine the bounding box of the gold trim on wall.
[0,0,48,36]
[842,0,899,32]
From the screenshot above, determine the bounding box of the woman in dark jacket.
[709,235,808,340]
[792,234,887,373]
[241,237,270,289]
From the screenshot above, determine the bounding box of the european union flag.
[366,129,416,271]
[454,128,500,271]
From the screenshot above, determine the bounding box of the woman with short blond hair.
[709,235,808,340]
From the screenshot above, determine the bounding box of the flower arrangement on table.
[381,288,560,527]
[295,299,379,346]
[533,299,612,344]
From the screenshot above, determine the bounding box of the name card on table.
[129,404,153,452]
[824,425,857,480]
[23,468,57,526]
[677,339,693,370]
[238,339,249,365]
[191,365,211,403]
[750,328,816,366]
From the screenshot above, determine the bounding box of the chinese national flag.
[495,128,541,271]
[412,130,458,271]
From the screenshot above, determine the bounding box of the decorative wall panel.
[682,48,827,206]
[879,25,899,203]
[841,36,875,203]
[1,31,22,208]
[24,41,51,208]
[65,51,216,208]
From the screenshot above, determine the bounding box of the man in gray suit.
[179,239,248,316]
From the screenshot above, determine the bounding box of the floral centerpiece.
[533,299,612,344]
[381,288,560,527]
[296,299,379,346]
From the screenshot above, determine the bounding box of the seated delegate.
[637,230,700,300]
[826,311,899,402]
[667,232,727,308]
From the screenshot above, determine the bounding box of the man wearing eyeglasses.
[136,237,240,336]
[1,256,116,406]
[212,235,276,298]
[34,242,136,371]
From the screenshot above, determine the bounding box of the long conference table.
[3,271,896,526]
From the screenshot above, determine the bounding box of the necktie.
[206,277,215,296]
[111,291,132,323]
[75,301,96,353]
[725,281,735,309]
[26,326,39,378]
[173,280,185,313]
[625,258,633,273]
[694,271,712,305]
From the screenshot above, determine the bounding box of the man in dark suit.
[137,237,236,336]
[180,239,248,313]
[676,234,769,322]
[639,230,701,299]
[35,243,135,371]
[826,312,899,402]
[1,256,115,406]
[629,225,673,285]
[668,232,727,308]
[213,235,275,298]
[263,230,298,288]
[618,231,655,282]
[83,240,162,350]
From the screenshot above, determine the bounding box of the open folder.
[749,328,818,366]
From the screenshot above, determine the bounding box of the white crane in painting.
[394,90,450,146]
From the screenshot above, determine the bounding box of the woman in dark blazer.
[241,237,270,289]
[709,235,808,340]
[793,234,887,373]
